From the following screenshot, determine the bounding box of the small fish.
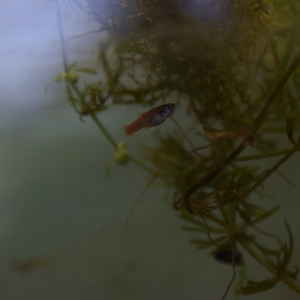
[125,103,175,135]
[11,258,56,273]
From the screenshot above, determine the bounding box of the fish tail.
[125,119,147,135]
[125,124,137,135]
[124,125,133,135]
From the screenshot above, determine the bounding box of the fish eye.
[162,105,168,111]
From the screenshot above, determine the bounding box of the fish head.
[157,103,175,118]
[148,103,176,126]
[125,103,176,134]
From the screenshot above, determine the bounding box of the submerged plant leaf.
[248,204,281,226]
[239,277,278,295]
[74,67,97,74]
[287,113,300,145]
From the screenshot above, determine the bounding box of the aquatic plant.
[55,0,300,298]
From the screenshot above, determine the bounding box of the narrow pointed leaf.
[250,204,281,226]
[239,277,278,295]
[74,67,97,74]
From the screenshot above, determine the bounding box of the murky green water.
[1,1,300,299]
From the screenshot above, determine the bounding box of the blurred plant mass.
[57,0,300,297]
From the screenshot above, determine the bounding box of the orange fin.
[125,117,148,135]
[125,124,137,135]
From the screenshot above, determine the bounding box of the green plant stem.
[89,112,118,150]
[178,137,253,208]
[179,51,300,206]
[245,144,300,197]
[237,146,300,161]
[239,236,300,294]
[69,81,158,174]
[127,154,157,174]
[55,0,68,71]
[67,81,118,150]
[70,83,87,111]
[253,52,300,132]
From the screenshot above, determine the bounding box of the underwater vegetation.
[55,0,300,298]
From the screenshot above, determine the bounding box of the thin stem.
[127,154,157,174]
[178,51,300,206]
[236,146,300,161]
[253,52,300,132]
[239,236,300,294]
[90,112,118,150]
[178,137,253,209]
[121,174,157,238]
[55,0,68,72]
[70,80,157,173]
[245,144,300,197]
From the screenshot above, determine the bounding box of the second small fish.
[125,103,175,135]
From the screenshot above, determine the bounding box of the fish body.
[125,103,175,135]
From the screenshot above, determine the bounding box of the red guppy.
[125,103,175,135]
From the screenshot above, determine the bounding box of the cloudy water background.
[0,1,300,299]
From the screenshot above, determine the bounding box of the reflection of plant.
[56,0,300,297]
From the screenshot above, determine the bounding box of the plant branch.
[177,51,300,208]
[239,235,300,294]
[245,143,300,197]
